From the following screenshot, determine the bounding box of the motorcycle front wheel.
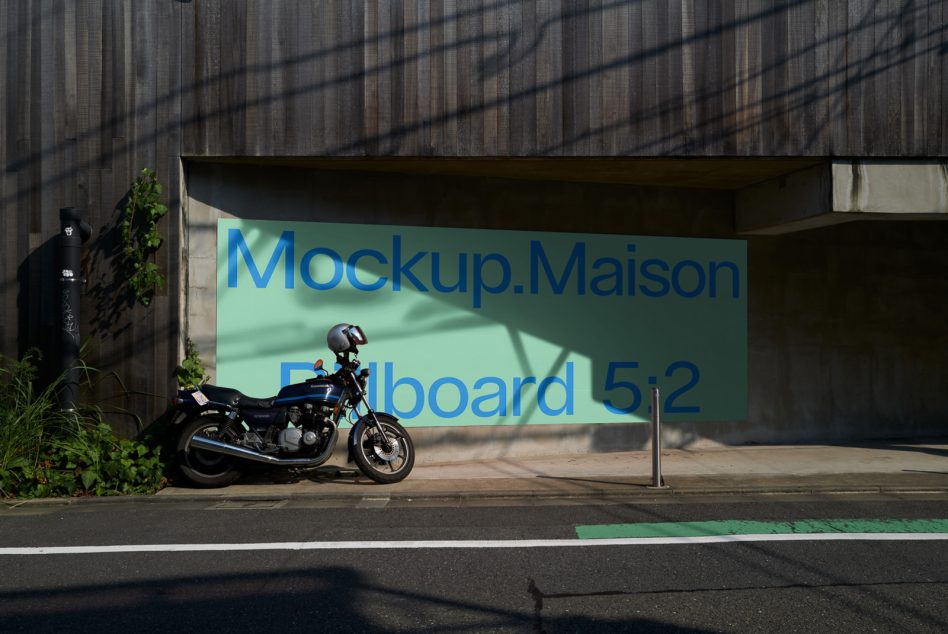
[352,416,415,484]
[176,415,242,488]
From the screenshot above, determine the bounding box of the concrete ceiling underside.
[190,157,825,190]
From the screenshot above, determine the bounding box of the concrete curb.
[5,442,947,508]
[6,472,947,508]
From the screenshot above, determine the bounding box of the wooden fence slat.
[534,0,562,154]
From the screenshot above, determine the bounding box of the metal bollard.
[648,387,667,488]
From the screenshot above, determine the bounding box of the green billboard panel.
[216,219,746,426]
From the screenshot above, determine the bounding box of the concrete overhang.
[187,156,822,190]
[737,160,948,235]
[188,157,948,235]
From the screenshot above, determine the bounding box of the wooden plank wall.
[178,0,946,157]
[1,0,945,430]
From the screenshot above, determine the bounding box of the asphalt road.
[2,493,947,633]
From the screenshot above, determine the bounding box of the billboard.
[216,219,746,426]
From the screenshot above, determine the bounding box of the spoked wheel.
[176,415,242,488]
[352,416,415,484]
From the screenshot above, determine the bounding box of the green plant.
[175,338,209,388]
[0,353,166,498]
[1,421,164,498]
[0,351,66,487]
[122,167,168,306]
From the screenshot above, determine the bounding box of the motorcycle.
[170,324,414,487]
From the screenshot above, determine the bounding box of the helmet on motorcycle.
[327,323,368,354]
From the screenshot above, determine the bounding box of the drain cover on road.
[356,495,390,508]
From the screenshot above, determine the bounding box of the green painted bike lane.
[576,518,948,539]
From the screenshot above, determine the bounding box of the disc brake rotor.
[371,432,400,462]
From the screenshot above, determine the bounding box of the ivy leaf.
[123,168,167,307]
[80,469,98,490]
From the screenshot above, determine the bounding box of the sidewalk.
[156,440,948,501]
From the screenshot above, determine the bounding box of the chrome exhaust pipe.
[189,424,337,467]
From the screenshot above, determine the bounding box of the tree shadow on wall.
[15,236,60,387]
[84,191,175,440]
[86,191,137,342]
[5,0,946,435]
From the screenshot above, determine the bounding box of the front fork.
[348,370,391,443]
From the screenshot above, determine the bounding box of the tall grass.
[0,352,68,476]
[0,351,165,498]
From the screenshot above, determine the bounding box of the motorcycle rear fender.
[347,411,401,464]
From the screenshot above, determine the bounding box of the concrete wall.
[185,161,947,460]
[747,222,948,443]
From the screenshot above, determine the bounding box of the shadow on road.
[0,565,714,633]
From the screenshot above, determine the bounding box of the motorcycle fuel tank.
[274,377,345,407]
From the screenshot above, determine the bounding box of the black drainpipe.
[59,207,92,412]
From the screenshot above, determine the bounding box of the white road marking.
[2,532,947,555]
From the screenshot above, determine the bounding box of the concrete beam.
[833,160,948,215]
[737,160,948,235]
[735,163,842,235]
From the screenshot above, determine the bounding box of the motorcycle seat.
[201,385,275,410]
[239,395,277,409]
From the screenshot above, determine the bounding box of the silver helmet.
[326,323,368,354]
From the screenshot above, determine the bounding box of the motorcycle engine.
[286,405,307,425]
[278,427,319,452]
[279,404,334,452]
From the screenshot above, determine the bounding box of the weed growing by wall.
[122,167,168,307]
[0,352,165,498]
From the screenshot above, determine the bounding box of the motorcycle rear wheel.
[352,417,415,484]
[176,415,242,488]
